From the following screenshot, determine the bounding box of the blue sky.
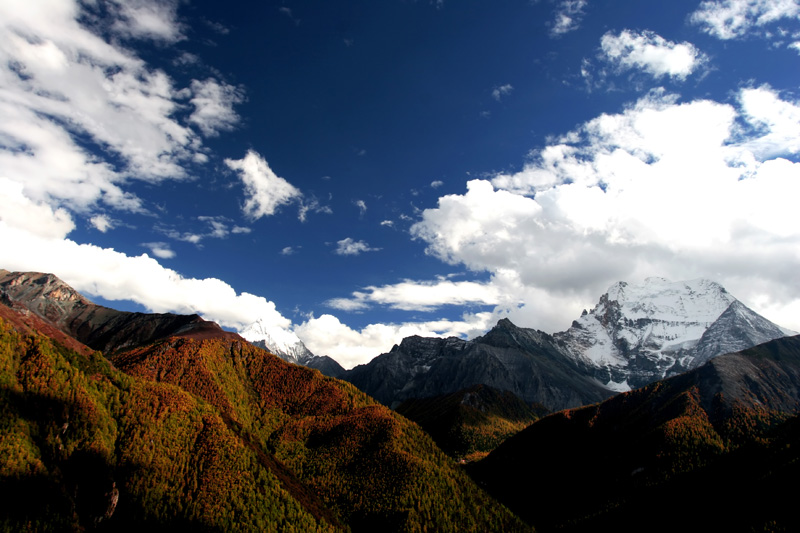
[1,0,799,367]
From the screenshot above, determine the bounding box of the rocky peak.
[1,271,91,305]
[556,277,789,389]
[393,335,470,363]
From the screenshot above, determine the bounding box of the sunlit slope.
[111,334,530,532]
[0,318,338,532]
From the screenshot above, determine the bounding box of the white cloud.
[0,0,223,222]
[430,180,444,188]
[0,223,292,333]
[294,312,495,369]
[89,214,114,233]
[492,84,514,101]
[142,242,176,259]
[327,277,505,312]
[280,246,297,256]
[410,87,800,334]
[550,0,589,36]
[0,177,75,239]
[104,0,186,43]
[298,196,333,222]
[187,78,244,137]
[354,199,368,216]
[691,0,800,40]
[225,150,302,220]
[159,216,249,244]
[600,30,705,80]
[335,238,380,256]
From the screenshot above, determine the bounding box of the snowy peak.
[558,277,790,389]
[601,277,735,323]
[240,318,314,365]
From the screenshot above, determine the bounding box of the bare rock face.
[341,278,792,412]
[343,319,613,412]
[555,278,793,390]
[0,270,240,354]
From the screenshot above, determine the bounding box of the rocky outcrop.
[0,270,241,354]
[343,319,613,411]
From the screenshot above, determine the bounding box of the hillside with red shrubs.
[0,271,530,532]
[110,336,529,531]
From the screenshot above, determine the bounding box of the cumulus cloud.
[89,214,114,233]
[335,238,380,256]
[294,312,495,369]
[410,87,800,333]
[0,177,75,239]
[600,30,705,80]
[691,0,800,40]
[550,0,589,36]
[0,223,292,332]
[0,0,228,223]
[225,150,302,220]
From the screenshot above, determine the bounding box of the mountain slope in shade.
[395,384,544,461]
[340,278,790,412]
[0,271,529,532]
[556,277,791,389]
[467,334,800,532]
[343,319,613,412]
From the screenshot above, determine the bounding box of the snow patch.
[605,379,631,392]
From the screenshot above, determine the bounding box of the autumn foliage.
[0,318,528,532]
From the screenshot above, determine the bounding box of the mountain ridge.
[466,333,800,532]
[0,269,530,531]
[341,277,791,410]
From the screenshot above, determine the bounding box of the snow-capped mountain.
[555,277,792,390]
[240,318,315,365]
[239,318,345,377]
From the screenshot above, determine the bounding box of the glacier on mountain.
[555,277,790,389]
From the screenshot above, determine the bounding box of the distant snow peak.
[240,318,313,364]
[605,379,631,393]
[601,277,734,322]
[558,277,789,389]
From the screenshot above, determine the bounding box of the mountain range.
[0,270,528,532]
[338,277,792,411]
[3,269,799,531]
[467,333,800,532]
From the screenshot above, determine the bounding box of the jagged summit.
[556,277,790,389]
[603,277,734,322]
[240,317,345,376]
[240,318,314,364]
